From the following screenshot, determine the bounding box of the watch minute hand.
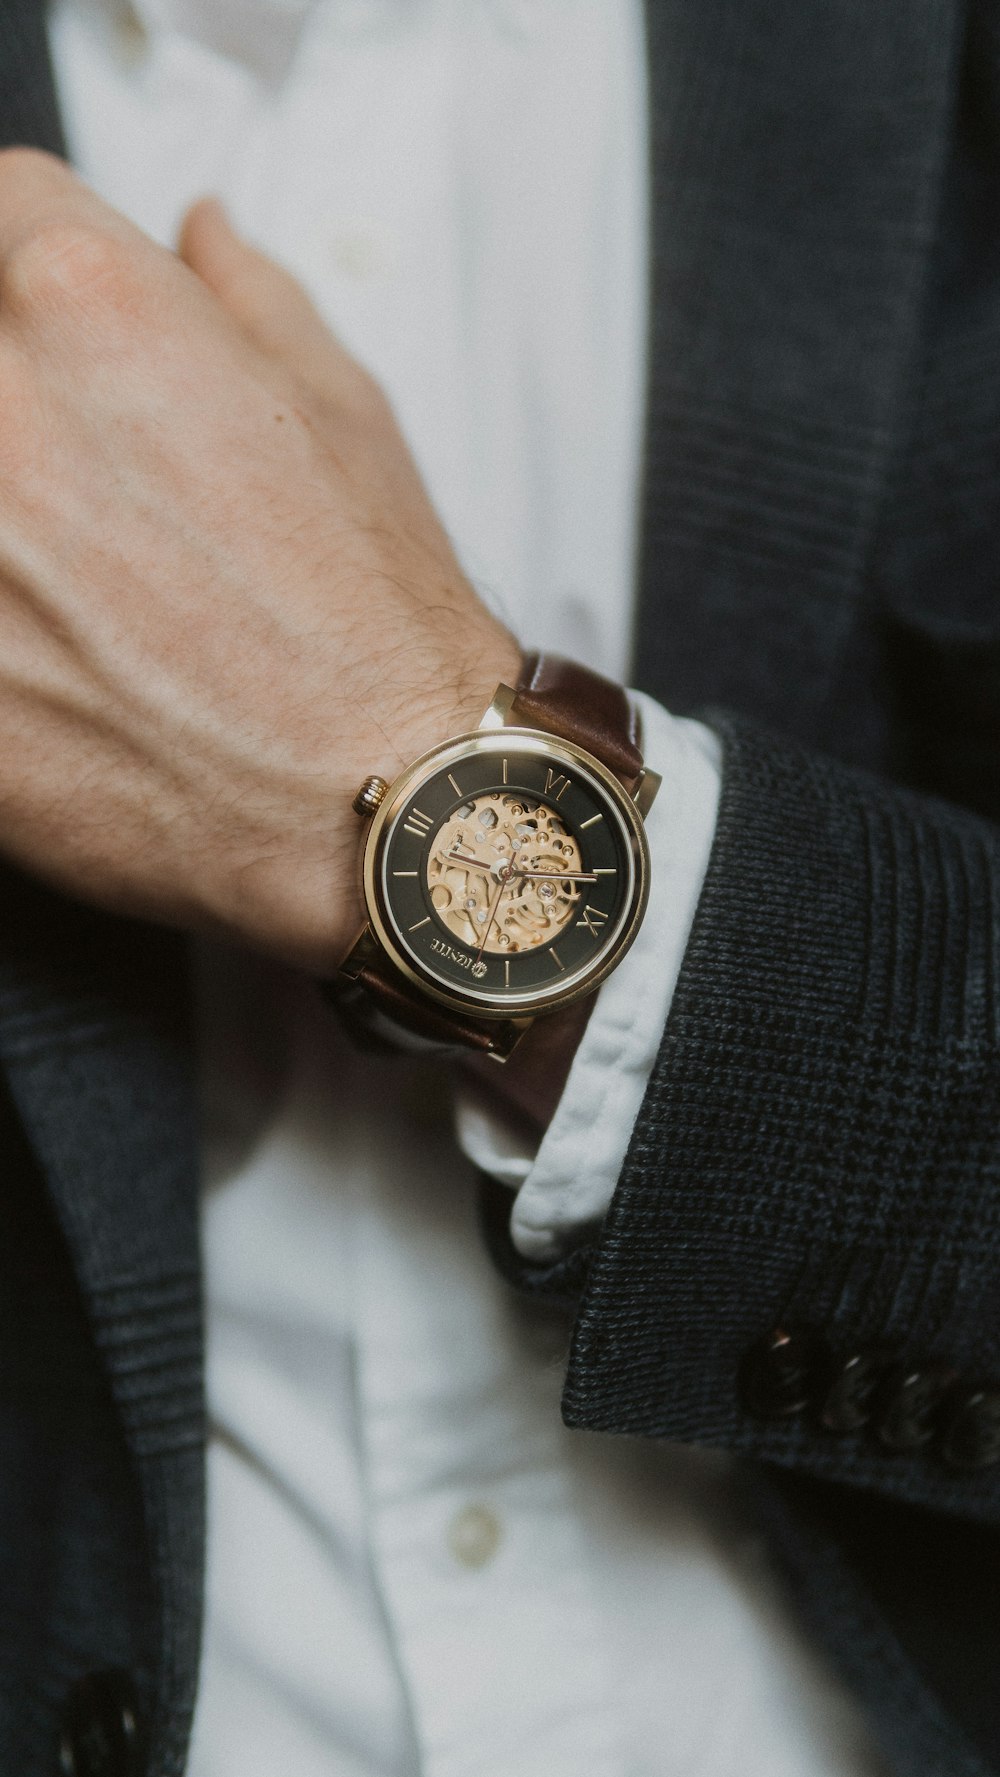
[512,869,598,883]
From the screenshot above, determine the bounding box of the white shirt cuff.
[455,693,722,1261]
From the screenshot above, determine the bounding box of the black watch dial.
[370,737,643,1012]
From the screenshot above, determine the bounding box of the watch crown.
[352,774,390,818]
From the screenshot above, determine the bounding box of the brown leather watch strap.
[353,962,503,1053]
[512,651,643,785]
[329,958,525,1057]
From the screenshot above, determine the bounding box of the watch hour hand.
[474,876,509,963]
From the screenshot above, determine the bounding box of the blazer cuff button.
[940,1387,1000,1471]
[740,1325,825,1420]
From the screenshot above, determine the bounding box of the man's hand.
[0,151,519,970]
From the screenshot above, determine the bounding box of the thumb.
[178,197,375,409]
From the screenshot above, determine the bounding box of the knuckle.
[3,221,142,324]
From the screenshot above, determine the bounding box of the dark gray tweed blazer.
[3,0,1000,1773]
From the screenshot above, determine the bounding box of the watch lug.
[339,924,380,979]
[632,768,661,819]
[488,1016,534,1062]
[479,682,518,730]
[338,928,531,1060]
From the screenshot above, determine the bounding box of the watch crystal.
[364,731,647,1015]
[427,793,586,952]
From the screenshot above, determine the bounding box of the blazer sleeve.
[483,710,1000,1525]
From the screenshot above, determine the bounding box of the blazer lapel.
[634,0,960,743]
[0,13,204,1765]
[0,873,203,1770]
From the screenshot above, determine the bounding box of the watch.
[335,652,660,1060]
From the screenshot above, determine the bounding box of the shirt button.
[448,1503,503,1569]
[112,3,147,64]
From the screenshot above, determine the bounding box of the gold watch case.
[343,721,654,1024]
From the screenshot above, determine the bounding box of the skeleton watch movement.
[337,653,660,1060]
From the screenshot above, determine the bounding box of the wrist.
[331,646,656,1058]
[385,620,522,784]
[220,617,523,974]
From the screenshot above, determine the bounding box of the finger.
[0,148,198,338]
[178,198,375,408]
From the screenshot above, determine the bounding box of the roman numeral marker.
[408,917,431,932]
[403,806,433,839]
[447,773,462,796]
[593,867,617,876]
[393,871,418,878]
[544,769,570,801]
[580,813,603,830]
[504,959,511,988]
[502,757,509,784]
[548,947,565,971]
[577,904,609,939]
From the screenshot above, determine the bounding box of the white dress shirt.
[49,2,887,1773]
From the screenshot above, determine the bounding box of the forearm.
[0,154,521,970]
